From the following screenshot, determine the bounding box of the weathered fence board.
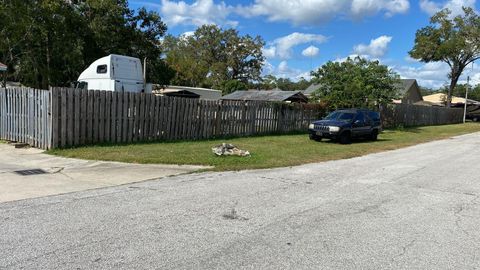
[41,88,325,148]
[380,104,463,128]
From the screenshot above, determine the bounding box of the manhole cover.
[14,169,48,176]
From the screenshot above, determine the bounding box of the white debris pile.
[212,143,250,157]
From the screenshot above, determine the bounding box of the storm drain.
[14,169,48,176]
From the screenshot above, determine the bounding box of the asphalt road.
[1,133,480,269]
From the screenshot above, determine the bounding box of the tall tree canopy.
[163,25,265,93]
[253,75,311,91]
[0,0,173,88]
[311,57,400,108]
[409,7,480,107]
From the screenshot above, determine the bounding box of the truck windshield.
[324,111,355,122]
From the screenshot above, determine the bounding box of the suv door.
[363,112,373,135]
[352,112,372,136]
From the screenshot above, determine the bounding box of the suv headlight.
[309,123,314,129]
[329,126,340,132]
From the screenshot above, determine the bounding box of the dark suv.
[308,109,382,144]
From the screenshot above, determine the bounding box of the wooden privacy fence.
[48,87,324,148]
[0,87,466,150]
[0,88,51,149]
[381,103,463,128]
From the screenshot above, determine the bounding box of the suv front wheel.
[339,132,351,144]
[309,134,322,141]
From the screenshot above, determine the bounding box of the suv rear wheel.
[339,132,351,144]
[370,129,378,141]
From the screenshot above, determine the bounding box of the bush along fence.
[0,87,464,150]
[0,87,325,149]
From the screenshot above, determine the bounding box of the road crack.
[391,239,417,262]
[453,194,480,236]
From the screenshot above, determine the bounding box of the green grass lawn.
[47,123,480,171]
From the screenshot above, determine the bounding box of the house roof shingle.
[395,79,417,96]
[221,90,308,102]
[303,83,321,95]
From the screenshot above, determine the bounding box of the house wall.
[402,83,423,104]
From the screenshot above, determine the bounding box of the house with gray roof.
[393,79,424,105]
[302,83,321,97]
[0,62,6,72]
[221,90,308,103]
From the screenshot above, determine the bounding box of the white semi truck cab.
[77,54,151,93]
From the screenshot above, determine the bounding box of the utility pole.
[463,61,475,123]
[463,76,469,123]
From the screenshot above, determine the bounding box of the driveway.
[0,144,207,202]
[1,133,480,269]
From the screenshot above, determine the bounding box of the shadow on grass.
[315,138,392,145]
[384,126,422,133]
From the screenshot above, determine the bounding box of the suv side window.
[367,111,380,121]
[363,112,373,125]
[354,112,365,123]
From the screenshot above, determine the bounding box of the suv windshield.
[324,111,355,122]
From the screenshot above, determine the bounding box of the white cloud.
[262,60,275,75]
[237,0,409,26]
[302,46,320,57]
[351,0,410,18]
[419,0,476,16]
[471,72,480,86]
[404,55,420,63]
[353,36,393,58]
[395,59,479,89]
[262,47,276,59]
[333,54,364,63]
[262,61,311,81]
[394,62,450,88]
[264,32,328,59]
[276,61,310,81]
[181,31,195,37]
[160,0,238,27]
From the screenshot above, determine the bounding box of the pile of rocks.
[212,143,250,157]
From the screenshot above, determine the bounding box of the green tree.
[257,74,277,90]
[409,7,480,107]
[164,25,265,93]
[0,0,85,88]
[295,77,313,91]
[252,75,312,91]
[439,83,480,101]
[275,78,296,91]
[418,85,438,96]
[223,80,248,94]
[310,57,400,108]
[0,0,173,88]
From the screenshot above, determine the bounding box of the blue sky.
[130,0,480,89]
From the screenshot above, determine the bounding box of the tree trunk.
[447,66,463,108]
